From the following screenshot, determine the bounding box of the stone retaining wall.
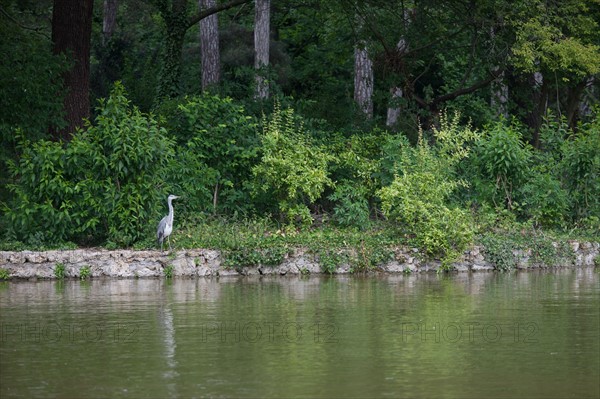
[0,242,598,279]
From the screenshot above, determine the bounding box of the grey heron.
[157,194,180,252]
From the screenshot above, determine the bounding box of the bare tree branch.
[431,68,504,107]
[413,68,505,109]
[186,0,251,29]
[0,5,50,39]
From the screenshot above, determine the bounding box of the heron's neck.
[168,199,175,223]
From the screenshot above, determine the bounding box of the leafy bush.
[379,133,413,187]
[163,140,218,218]
[158,94,260,214]
[560,116,600,222]
[252,104,334,226]
[507,116,570,228]
[479,233,518,271]
[471,120,532,210]
[380,170,474,267]
[327,130,384,228]
[329,183,370,228]
[518,165,569,227]
[6,82,174,246]
[379,113,477,267]
[5,137,75,244]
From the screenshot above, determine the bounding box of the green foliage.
[5,136,75,244]
[0,15,68,201]
[163,140,217,218]
[518,164,569,227]
[513,117,571,227]
[54,263,66,279]
[222,246,289,269]
[379,113,477,267]
[317,249,349,274]
[159,94,260,214]
[480,228,576,271]
[472,120,532,210]
[466,113,597,229]
[560,116,600,222]
[351,242,395,273]
[328,130,384,228]
[5,83,174,246]
[512,14,600,77]
[0,269,10,280]
[2,0,599,260]
[0,240,77,252]
[379,133,413,186]
[164,264,174,278]
[479,233,518,271]
[252,105,334,226]
[91,0,164,112]
[315,242,395,274]
[79,266,91,280]
[529,235,567,267]
[172,214,399,274]
[328,183,370,229]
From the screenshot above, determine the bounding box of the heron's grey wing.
[157,216,168,241]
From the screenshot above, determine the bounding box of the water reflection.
[2,268,597,305]
[160,304,178,396]
[0,268,598,399]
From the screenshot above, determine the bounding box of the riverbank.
[0,240,598,279]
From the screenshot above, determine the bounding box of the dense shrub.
[465,114,599,230]
[517,165,569,227]
[470,120,532,210]
[328,183,371,228]
[327,130,384,228]
[378,113,477,267]
[5,83,174,246]
[163,139,217,219]
[514,117,570,227]
[158,94,260,214]
[379,133,413,187]
[560,116,600,224]
[252,105,334,226]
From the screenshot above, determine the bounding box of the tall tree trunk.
[386,36,409,127]
[577,77,596,121]
[199,0,220,91]
[102,0,118,45]
[354,42,373,119]
[386,87,403,127]
[526,71,546,148]
[254,0,270,99]
[387,10,411,127]
[51,0,93,141]
[489,27,508,119]
[565,78,591,130]
[490,69,509,119]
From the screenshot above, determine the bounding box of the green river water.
[1,268,599,398]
